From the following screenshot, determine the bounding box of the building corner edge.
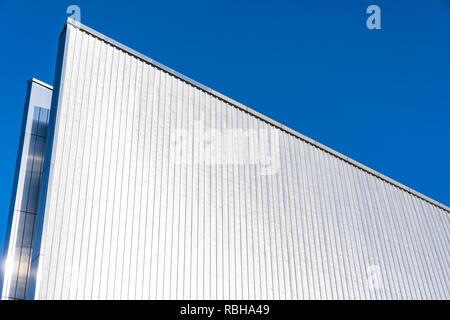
[26,23,71,300]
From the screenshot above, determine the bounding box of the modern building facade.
[1,79,52,299]
[1,18,449,300]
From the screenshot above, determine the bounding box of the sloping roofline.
[28,78,53,90]
[60,18,449,213]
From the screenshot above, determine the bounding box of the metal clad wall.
[30,23,449,300]
[1,80,52,300]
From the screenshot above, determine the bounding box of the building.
[1,79,52,300]
[1,18,449,300]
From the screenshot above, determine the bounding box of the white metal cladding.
[29,21,449,300]
[1,80,52,300]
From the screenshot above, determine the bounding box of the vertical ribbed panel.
[31,24,449,300]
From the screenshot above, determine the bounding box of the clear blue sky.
[0,0,449,258]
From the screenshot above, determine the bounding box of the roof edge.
[63,18,450,213]
[28,78,53,90]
